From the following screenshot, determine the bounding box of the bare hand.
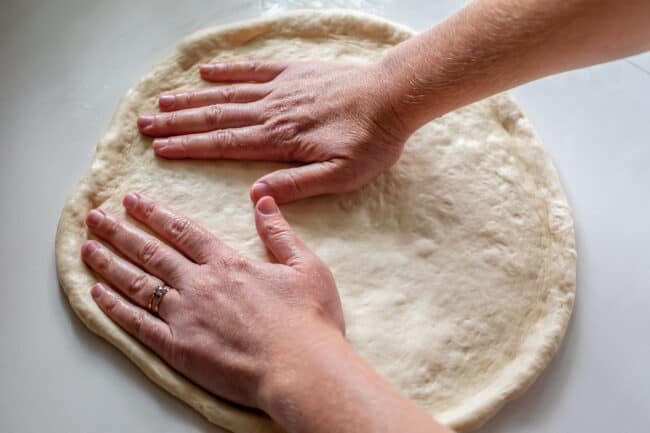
[81,193,345,409]
[137,60,409,203]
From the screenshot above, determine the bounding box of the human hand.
[137,60,410,203]
[80,193,345,409]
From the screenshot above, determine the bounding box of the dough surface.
[56,10,576,432]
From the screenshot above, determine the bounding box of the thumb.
[250,161,346,204]
[254,196,314,268]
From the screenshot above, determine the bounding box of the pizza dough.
[55,10,576,433]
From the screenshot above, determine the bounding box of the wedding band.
[148,285,168,315]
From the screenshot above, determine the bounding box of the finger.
[91,283,172,358]
[250,160,349,204]
[254,196,315,268]
[199,61,288,83]
[81,240,179,318]
[85,209,190,286]
[158,85,271,112]
[138,103,262,137]
[152,126,286,160]
[123,193,230,264]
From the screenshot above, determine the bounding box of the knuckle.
[269,117,300,142]
[103,217,120,237]
[139,238,161,265]
[282,123,300,140]
[103,293,118,313]
[204,105,224,126]
[264,218,291,238]
[130,273,149,295]
[262,118,301,159]
[212,129,236,151]
[167,216,191,242]
[94,250,113,272]
[267,98,292,114]
[182,92,194,107]
[248,60,264,73]
[216,254,249,272]
[220,86,234,103]
[151,252,174,273]
[142,201,156,219]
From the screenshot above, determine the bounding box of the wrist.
[376,43,449,133]
[369,56,417,138]
[378,22,482,132]
[255,324,351,425]
[255,318,450,433]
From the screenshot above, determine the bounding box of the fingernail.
[152,138,168,152]
[123,193,139,210]
[257,196,278,215]
[159,94,175,109]
[91,283,104,299]
[137,115,154,130]
[86,209,105,228]
[251,182,272,202]
[82,240,100,256]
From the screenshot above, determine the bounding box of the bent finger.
[254,196,315,268]
[251,160,348,204]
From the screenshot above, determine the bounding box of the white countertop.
[1,1,649,432]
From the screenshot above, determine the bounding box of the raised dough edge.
[55,9,576,433]
[434,92,576,430]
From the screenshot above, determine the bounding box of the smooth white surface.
[0,1,648,432]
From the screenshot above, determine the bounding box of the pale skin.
[82,1,650,432]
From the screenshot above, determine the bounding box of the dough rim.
[55,9,576,432]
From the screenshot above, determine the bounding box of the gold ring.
[148,285,168,315]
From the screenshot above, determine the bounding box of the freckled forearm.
[377,0,650,132]
[259,328,451,433]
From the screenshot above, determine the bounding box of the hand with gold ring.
[81,191,346,406]
[81,194,453,433]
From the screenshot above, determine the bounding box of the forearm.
[259,328,452,433]
[381,0,650,131]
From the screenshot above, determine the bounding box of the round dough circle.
[56,10,576,433]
